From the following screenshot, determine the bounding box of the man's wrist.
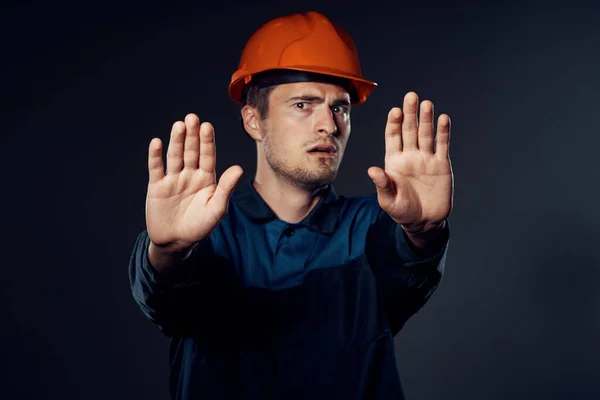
[402,219,446,237]
[400,219,448,257]
[148,241,195,272]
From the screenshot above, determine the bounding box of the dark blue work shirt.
[129,177,450,399]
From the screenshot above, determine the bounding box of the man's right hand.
[145,113,243,268]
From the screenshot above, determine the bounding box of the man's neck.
[252,173,324,224]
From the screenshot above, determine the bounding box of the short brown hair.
[241,84,276,120]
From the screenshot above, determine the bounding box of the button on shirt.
[129,177,450,400]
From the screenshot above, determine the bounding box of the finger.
[435,114,451,159]
[367,166,395,200]
[402,92,419,150]
[418,100,435,153]
[183,114,200,169]
[199,122,216,178]
[385,107,403,154]
[148,138,165,183]
[166,121,186,174]
[210,165,244,213]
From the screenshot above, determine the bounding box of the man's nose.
[315,108,338,136]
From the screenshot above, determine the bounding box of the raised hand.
[368,92,453,234]
[146,113,243,256]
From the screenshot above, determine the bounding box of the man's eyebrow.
[285,95,351,106]
[333,98,351,107]
[286,95,324,103]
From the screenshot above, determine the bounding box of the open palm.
[146,114,243,251]
[368,92,453,231]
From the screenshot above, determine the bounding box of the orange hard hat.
[228,11,377,106]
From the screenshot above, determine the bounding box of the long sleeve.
[128,230,195,335]
[365,211,450,335]
[128,230,237,338]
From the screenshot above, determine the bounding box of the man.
[129,10,453,400]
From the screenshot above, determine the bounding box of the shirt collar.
[233,176,342,235]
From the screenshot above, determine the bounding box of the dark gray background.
[2,0,599,399]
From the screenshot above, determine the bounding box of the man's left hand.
[368,92,454,236]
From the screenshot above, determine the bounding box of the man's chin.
[295,170,338,191]
[270,161,339,191]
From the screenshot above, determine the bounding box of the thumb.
[211,165,244,211]
[368,167,395,198]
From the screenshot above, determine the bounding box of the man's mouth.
[307,143,337,155]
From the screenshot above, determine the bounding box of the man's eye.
[295,102,310,109]
[332,105,349,114]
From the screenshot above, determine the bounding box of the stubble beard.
[263,129,341,192]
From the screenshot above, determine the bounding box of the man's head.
[241,71,352,190]
[229,11,377,190]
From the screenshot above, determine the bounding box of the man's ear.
[241,105,264,141]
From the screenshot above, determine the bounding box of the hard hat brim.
[229,66,377,106]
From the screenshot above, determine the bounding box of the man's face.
[259,81,351,190]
